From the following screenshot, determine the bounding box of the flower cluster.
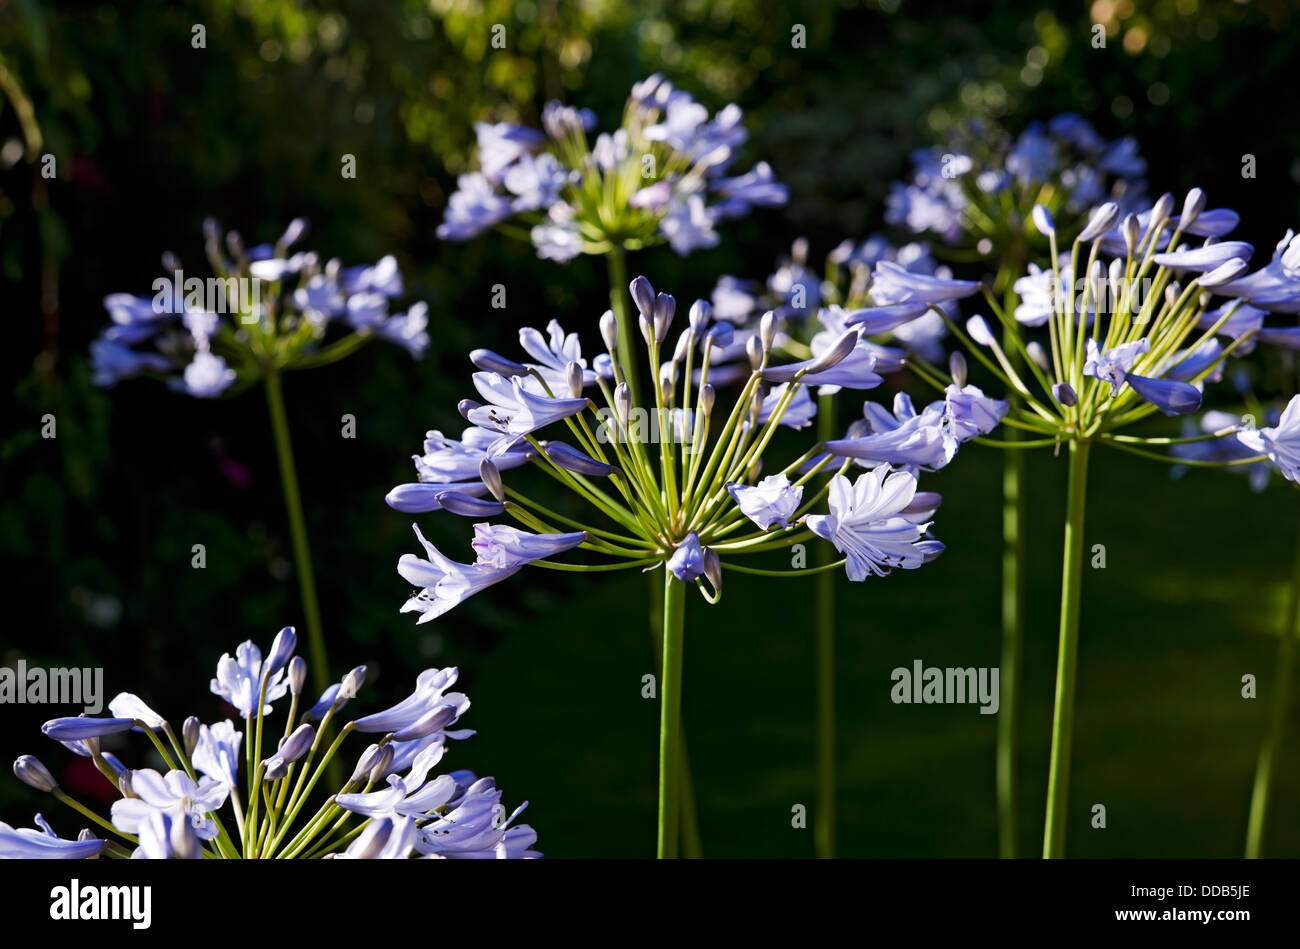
[91,219,428,398]
[3,628,538,859]
[887,114,1147,255]
[386,274,974,619]
[437,74,787,259]
[857,187,1300,466]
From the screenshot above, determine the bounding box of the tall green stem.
[815,391,837,859]
[1245,509,1300,857]
[263,371,330,693]
[998,326,1026,859]
[1043,439,1090,858]
[657,572,686,858]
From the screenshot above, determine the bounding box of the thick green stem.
[657,572,686,858]
[998,331,1026,860]
[815,391,837,859]
[1245,510,1300,858]
[1043,439,1090,858]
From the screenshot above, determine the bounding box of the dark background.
[2,0,1299,856]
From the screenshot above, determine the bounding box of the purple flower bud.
[667,533,707,582]
[1053,382,1078,406]
[13,756,57,792]
[1151,192,1175,225]
[699,384,716,416]
[654,293,677,342]
[264,723,315,780]
[350,743,385,783]
[689,299,711,332]
[566,361,584,398]
[702,547,722,596]
[966,315,995,347]
[1195,258,1249,288]
[1031,204,1055,237]
[42,716,137,741]
[436,491,508,517]
[746,335,763,369]
[479,458,504,501]
[266,627,297,675]
[543,440,615,476]
[183,716,200,757]
[457,398,483,422]
[615,383,632,423]
[630,276,656,319]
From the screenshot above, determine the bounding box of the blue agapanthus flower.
[438,74,786,259]
[92,219,429,397]
[8,627,538,860]
[886,114,1148,253]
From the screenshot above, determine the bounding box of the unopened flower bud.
[599,310,618,354]
[368,745,395,783]
[1165,282,1181,307]
[689,299,711,332]
[457,398,483,422]
[78,829,99,844]
[1151,192,1175,226]
[759,311,777,351]
[1026,341,1049,371]
[1123,214,1140,258]
[949,351,968,388]
[339,666,367,702]
[288,656,308,696]
[746,335,764,369]
[699,384,716,416]
[1053,382,1078,407]
[630,276,656,318]
[659,374,675,405]
[673,329,692,363]
[702,547,722,596]
[1031,204,1055,237]
[615,382,632,423]
[350,743,385,783]
[264,723,315,780]
[804,329,858,376]
[266,626,297,675]
[654,293,676,342]
[479,458,504,502]
[1078,202,1118,243]
[1181,187,1206,229]
[183,716,200,757]
[13,756,57,792]
[639,313,654,346]
[118,771,135,799]
[566,361,584,398]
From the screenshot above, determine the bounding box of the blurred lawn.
[455,439,1300,858]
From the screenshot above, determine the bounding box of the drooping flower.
[1237,395,1300,482]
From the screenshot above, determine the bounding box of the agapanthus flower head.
[92,219,429,396]
[6,628,537,860]
[885,115,1148,255]
[437,76,786,259]
[913,187,1282,467]
[388,274,952,612]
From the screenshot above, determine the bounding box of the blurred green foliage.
[1,0,1298,853]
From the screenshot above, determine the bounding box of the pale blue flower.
[110,769,229,843]
[757,383,816,429]
[192,720,242,789]
[726,474,804,529]
[660,193,720,255]
[179,350,236,398]
[437,172,515,241]
[210,640,290,717]
[825,392,956,470]
[1083,338,1150,395]
[806,468,943,581]
[1238,395,1300,482]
